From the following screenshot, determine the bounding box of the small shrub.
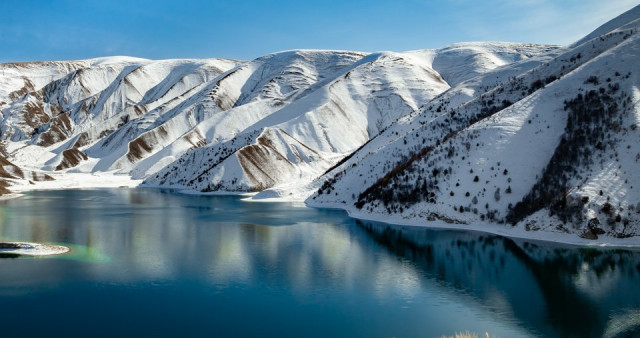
[585,76,599,85]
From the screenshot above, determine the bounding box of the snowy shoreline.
[340,207,640,250]
[7,172,640,250]
[0,242,70,256]
[7,171,142,196]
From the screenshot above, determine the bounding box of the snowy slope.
[308,5,640,242]
[144,45,558,195]
[145,51,453,192]
[409,42,560,87]
[0,43,553,195]
[1,5,639,244]
[1,44,550,186]
[2,57,240,172]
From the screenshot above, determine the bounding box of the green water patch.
[51,242,111,263]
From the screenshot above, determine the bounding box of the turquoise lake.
[1,188,639,337]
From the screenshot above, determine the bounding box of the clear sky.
[0,0,638,62]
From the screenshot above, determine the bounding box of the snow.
[1,5,640,247]
[307,5,640,245]
[408,41,560,87]
[88,56,151,66]
[343,206,640,249]
[9,171,141,194]
[0,242,70,256]
[572,5,640,47]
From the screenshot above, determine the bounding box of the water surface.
[0,189,639,337]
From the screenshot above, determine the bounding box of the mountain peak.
[1,9,639,245]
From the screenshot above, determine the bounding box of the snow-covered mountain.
[308,6,640,241]
[1,5,639,243]
[0,44,551,191]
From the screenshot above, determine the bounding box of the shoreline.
[8,171,143,193]
[0,242,70,256]
[7,172,640,250]
[340,206,640,250]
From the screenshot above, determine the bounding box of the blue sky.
[0,0,638,62]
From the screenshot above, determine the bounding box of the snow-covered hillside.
[145,50,454,192]
[0,44,551,193]
[308,6,640,242]
[1,5,639,244]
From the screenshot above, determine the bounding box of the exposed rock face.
[1,5,639,241]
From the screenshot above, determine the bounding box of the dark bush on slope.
[507,79,629,225]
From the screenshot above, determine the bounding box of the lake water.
[1,189,639,337]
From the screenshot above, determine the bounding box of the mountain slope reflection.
[0,189,638,337]
[356,220,640,337]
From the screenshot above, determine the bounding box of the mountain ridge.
[1,5,639,244]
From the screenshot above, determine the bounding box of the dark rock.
[587,217,605,235]
[580,230,598,240]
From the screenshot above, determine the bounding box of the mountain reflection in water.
[357,220,640,338]
[0,188,638,337]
